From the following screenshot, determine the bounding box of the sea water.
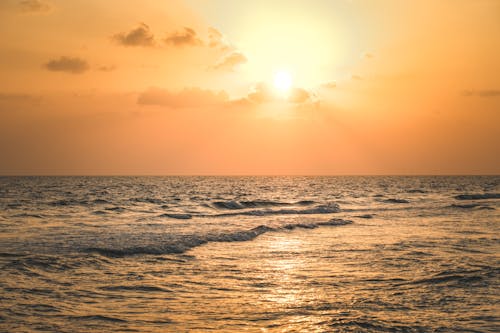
[0,176,498,332]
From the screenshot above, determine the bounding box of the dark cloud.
[461,89,500,98]
[164,27,203,47]
[113,23,155,47]
[212,52,247,71]
[137,87,228,108]
[18,0,51,13]
[44,56,89,74]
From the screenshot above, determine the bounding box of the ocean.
[0,176,498,332]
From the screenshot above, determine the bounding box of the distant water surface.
[0,176,499,332]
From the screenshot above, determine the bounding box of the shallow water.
[0,176,499,332]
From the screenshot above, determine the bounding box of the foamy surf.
[85,218,353,257]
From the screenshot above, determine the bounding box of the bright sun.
[273,70,293,93]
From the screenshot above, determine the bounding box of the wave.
[210,202,340,218]
[48,198,158,208]
[355,214,374,219]
[49,198,111,206]
[11,213,44,218]
[69,315,127,323]
[451,203,480,209]
[49,199,86,206]
[329,318,429,333]
[410,274,483,285]
[211,199,315,210]
[131,197,164,204]
[477,206,495,210]
[99,285,172,293]
[407,189,426,193]
[92,199,111,204]
[104,206,126,212]
[383,198,409,204]
[85,218,352,257]
[454,193,500,200]
[449,203,494,210]
[158,213,192,219]
[397,267,498,287]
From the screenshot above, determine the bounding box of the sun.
[273,70,293,93]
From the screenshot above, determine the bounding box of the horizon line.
[0,174,499,177]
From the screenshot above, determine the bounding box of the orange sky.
[0,0,499,175]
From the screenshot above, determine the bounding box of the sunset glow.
[273,70,293,94]
[0,0,498,175]
[0,2,499,332]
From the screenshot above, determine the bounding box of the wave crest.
[85,218,352,257]
[211,199,315,210]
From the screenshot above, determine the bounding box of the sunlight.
[273,70,293,94]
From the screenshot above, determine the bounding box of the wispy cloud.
[44,56,89,74]
[212,52,247,71]
[97,65,116,72]
[242,83,313,105]
[112,23,155,47]
[288,88,312,104]
[362,52,374,59]
[18,0,52,14]
[0,92,41,104]
[246,83,274,104]
[164,27,203,47]
[208,27,230,51]
[320,82,337,89]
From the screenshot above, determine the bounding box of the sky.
[0,0,499,175]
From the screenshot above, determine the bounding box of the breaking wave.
[85,218,352,257]
[211,199,315,210]
[210,202,340,217]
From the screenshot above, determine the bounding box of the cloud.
[362,52,374,59]
[97,65,116,72]
[44,56,89,74]
[461,89,500,98]
[113,23,155,47]
[287,88,312,104]
[0,93,41,104]
[164,27,203,47]
[321,82,337,89]
[212,52,247,71]
[18,0,52,13]
[247,83,274,104]
[137,87,228,108]
[208,28,246,71]
[208,27,230,51]
[352,75,363,80]
[243,83,313,105]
